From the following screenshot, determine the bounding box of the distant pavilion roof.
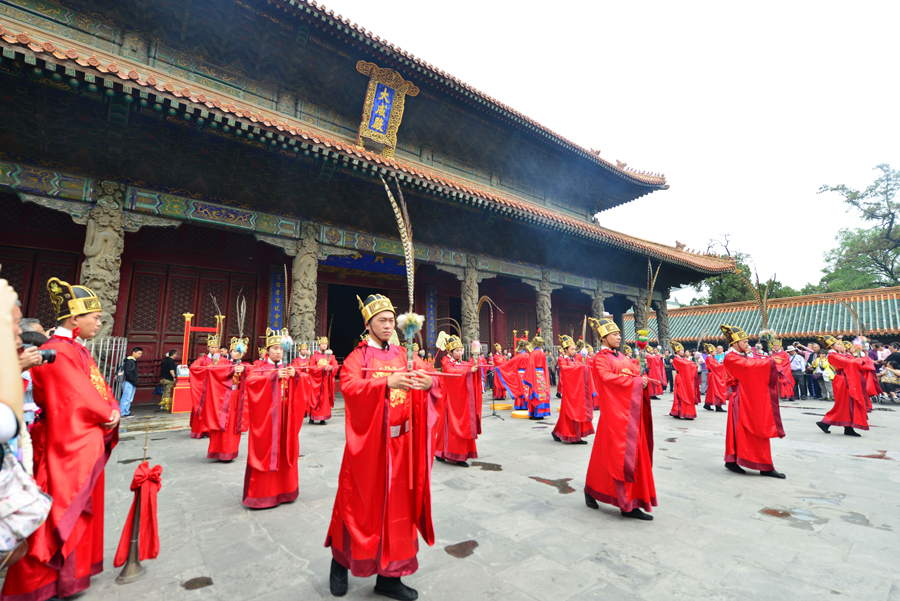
[622,287,900,344]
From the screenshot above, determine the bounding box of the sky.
[318,0,898,305]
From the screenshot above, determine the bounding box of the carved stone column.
[629,292,649,332]
[461,256,479,348]
[289,222,320,342]
[77,181,126,338]
[522,271,562,349]
[654,298,672,352]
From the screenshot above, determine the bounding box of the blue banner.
[268,267,285,329]
[367,83,395,134]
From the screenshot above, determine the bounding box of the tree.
[818,164,900,287]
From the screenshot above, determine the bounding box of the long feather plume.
[209,294,222,320]
[816,295,864,336]
[381,175,415,310]
[436,317,462,336]
[236,288,247,338]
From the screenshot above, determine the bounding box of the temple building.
[623,287,900,346]
[0,0,733,403]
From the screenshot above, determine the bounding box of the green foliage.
[691,251,759,305]
[817,164,900,287]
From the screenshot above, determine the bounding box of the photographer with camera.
[1,278,120,601]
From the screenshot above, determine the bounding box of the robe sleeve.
[559,362,593,423]
[724,353,785,439]
[495,353,528,402]
[591,352,646,483]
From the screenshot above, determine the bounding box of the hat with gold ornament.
[230,337,249,354]
[720,324,749,346]
[494,343,502,351]
[671,341,684,353]
[358,294,396,324]
[559,335,575,350]
[588,317,619,339]
[265,326,292,350]
[531,334,545,349]
[622,344,633,356]
[258,347,267,359]
[816,334,839,350]
[585,344,594,353]
[576,338,585,352]
[298,342,309,351]
[317,336,329,347]
[703,343,716,355]
[206,334,220,347]
[46,277,101,320]
[515,339,529,352]
[773,339,783,348]
[445,335,462,353]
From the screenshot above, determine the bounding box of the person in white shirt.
[787,346,808,400]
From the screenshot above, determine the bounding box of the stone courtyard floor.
[51,391,900,600]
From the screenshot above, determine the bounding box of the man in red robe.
[702,343,728,412]
[309,336,339,424]
[670,342,699,419]
[494,340,533,412]
[326,294,443,600]
[189,335,226,439]
[253,346,268,367]
[291,342,312,420]
[1,278,120,601]
[720,325,786,478]
[770,340,795,400]
[815,335,868,436]
[435,335,479,466]
[554,334,594,444]
[584,318,655,520]
[646,346,666,399]
[243,328,310,508]
[527,335,552,419]
[199,337,249,461]
[491,343,506,400]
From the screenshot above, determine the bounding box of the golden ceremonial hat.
[494,343,502,351]
[229,337,249,352]
[585,344,594,353]
[265,327,289,349]
[588,317,619,339]
[445,335,462,352]
[622,344,633,356]
[720,324,749,346]
[358,294,396,323]
[773,339,783,347]
[258,347,267,358]
[46,277,101,320]
[559,335,575,350]
[317,336,328,346]
[207,334,220,347]
[298,342,309,350]
[671,341,684,353]
[531,335,545,349]
[516,339,528,352]
[703,343,716,355]
[816,334,838,350]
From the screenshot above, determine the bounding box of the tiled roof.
[272,1,668,189]
[0,23,733,275]
[622,287,900,343]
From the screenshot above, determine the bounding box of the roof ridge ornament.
[355,61,419,159]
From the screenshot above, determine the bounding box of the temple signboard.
[355,61,418,158]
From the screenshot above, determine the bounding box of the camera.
[22,343,56,364]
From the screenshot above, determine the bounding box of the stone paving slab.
[8,392,900,600]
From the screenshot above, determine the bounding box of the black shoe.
[552,432,562,442]
[621,508,653,520]
[556,392,562,398]
[650,396,660,400]
[435,456,445,462]
[457,461,469,467]
[725,461,745,474]
[330,558,348,597]
[572,440,588,445]
[318,420,327,425]
[800,397,808,400]
[843,427,861,437]
[585,492,599,509]
[816,421,830,434]
[374,576,418,601]
[309,417,315,425]
[760,470,786,479]
[528,416,545,420]
[715,406,727,412]
[703,404,713,411]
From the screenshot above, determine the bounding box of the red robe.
[326,342,443,578]
[494,352,533,411]
[862,356,881,406]
[723,352,786,471]
[646,354,666,397]
[586,348,655,512]
[670,356,699,419]
[491,353,506,399]
[189,354,224,439]
[200,362,247,461]
[772,351,795,398]
[554,359,595,442]
[823,352,869,430]
[434,358,479,462]
[557,354,575,399]
[2,333,119,601]
[309,351,339,420]
[528,349,552,417]
[242,361,310,508]
[704,356,728,407]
